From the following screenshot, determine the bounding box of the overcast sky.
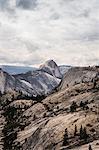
[0,0,99,66]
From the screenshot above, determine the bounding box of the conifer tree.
[63,128,68,146]
[80,101,84,107]
[83,127,88,141]
[74,125,77,136]
[79,126,88,141]
[80,125,83,139]
[89,144,92,150]
[70,101,78,112]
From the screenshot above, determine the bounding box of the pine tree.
[63,128,68,146]
[79,126,88,141]
[80,125,83,139]
[70,101,78,112]
[83,127,88,141]
[93,80,96,88]
[80,101,84,107]
[33,114,37,120]
[80,101,86,110]
[89,144,92,150]
[0,91,2,96]
[74,125,77,136]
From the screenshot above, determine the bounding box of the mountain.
[0,63,70,76]
[0,60,62,96]
[0,65,37,74]
[59,65,71,75]
[0,65,99,150]
[40,60,62,79]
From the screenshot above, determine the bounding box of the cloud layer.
[0,0,99,66]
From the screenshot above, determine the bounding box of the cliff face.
[0,66,99,150]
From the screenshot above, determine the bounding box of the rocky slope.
[0,66,99,150]
[0,60,62,97]
[59,65,71,75]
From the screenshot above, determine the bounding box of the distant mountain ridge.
[0,65,37,75]
[0,60,62,97]
[0,64,70,75]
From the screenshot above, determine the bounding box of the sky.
[0,0,99,67]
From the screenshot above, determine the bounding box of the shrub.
[70,101,78,112]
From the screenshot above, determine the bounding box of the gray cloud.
[0,0,99,66]
[0,0,8,9]
[16,0,37,10]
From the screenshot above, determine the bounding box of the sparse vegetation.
[17,92,46,102]
[2,106,22,150]
[80,100,89,110]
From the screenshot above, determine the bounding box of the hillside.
[0,66,99,150]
